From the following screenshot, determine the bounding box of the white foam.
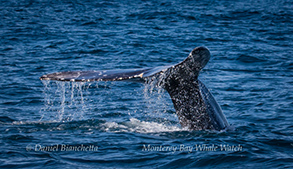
[102,118,185,133]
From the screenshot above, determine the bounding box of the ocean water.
[0,0,292,168]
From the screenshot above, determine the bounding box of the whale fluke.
[40,47,229,131]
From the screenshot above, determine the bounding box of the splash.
[39,80,89,122]
[141,73,179,127]
[39,75,182,133]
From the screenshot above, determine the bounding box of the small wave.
[0,116,16,123]
[236,54,266,63]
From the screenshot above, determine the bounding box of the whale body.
[40,47,229,131]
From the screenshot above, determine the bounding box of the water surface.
[0,0,292,168]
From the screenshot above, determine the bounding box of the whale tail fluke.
[40,47,229,131]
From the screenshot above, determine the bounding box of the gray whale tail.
[160,47,228,130]
[40,47,229,131]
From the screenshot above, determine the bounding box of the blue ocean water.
[0,0,292,168]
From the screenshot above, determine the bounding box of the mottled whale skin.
[40,47,229,131]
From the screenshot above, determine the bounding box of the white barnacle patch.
[60,78,65,80]
[70,79,75,82]
[138,73,144,78]
[134,73,144,78]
